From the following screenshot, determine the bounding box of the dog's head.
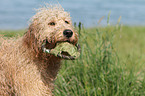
[24,5,79,58]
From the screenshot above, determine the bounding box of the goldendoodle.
[0,5,79,96]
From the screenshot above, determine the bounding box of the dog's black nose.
[63,29,73,38]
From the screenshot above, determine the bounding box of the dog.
[0,5,79,96]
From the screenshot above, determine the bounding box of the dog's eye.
[48,22,56,26]
[65,21,69,24]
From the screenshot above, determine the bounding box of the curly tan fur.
[0,5,78,96]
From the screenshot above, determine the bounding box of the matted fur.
[0,5,78,96]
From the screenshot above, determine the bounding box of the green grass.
[114,26,145,72]
[0,26,145,96]
[0,30,25,37]
[53,25,145,96]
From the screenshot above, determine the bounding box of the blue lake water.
[0,0,145,29]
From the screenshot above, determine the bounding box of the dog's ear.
[23,22,39,53]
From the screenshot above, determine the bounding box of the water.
[0,0,145,29]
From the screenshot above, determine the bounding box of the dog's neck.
[34,52,62,89]
[22,38,62,85]
[22,35,63,89]
[37,54,62,80]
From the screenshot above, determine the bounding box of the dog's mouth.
[41,39,80,60]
